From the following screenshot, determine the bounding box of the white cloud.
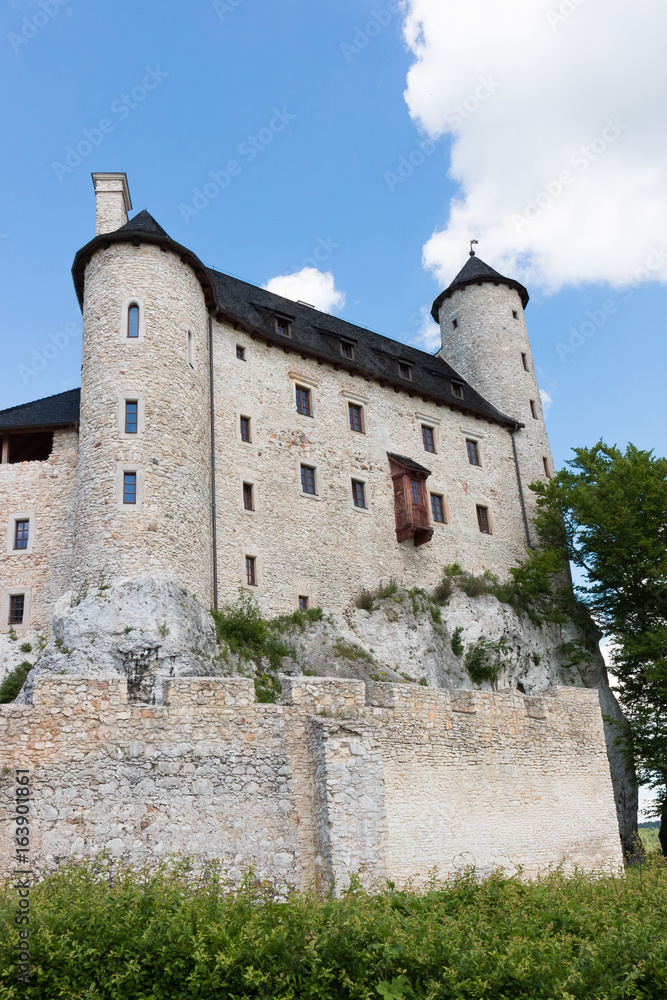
[539,388,553,414]
[263,267,346,313]
[402,0,667,293]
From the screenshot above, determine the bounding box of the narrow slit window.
[421,425,436,453]
[298,595,309,611]
[8,594,25,625]
[430,494,446,523]
[351,479,367,509]
[348,403,363,433]
[240,416,251,443]
[243,482,254,510]
[476,505,491,534]
[398,362,412,380]
[14,520,29,550]
[236,345,245,360]
[543,457,550,478]
[123,472,137,504]
[451,318,458,329]
[124,400,138,434]
[300,464,317,495]
[340,340,354,360]
[512,309,519,319]
[187,330,195,369]
[530,399,538,419]
[245,556,257,587]
[127,304,139,339]
[521,352,529,371]
[466,439,481,466]
[295,385,312,416]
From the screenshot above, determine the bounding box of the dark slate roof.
[70,213,520,429]
[387,453,432,475]
[0,388,80,430]
[431,254,529,320]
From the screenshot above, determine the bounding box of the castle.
[0,172,553,632]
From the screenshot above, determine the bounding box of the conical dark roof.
[114,209,170,239]
[431,254,529,320]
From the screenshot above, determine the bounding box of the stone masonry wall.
[211,318,532,615]
[0,675,623,889]
[0,427,78,635]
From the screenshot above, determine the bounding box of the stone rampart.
[0,675,623,889]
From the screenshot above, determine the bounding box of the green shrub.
[463,638,508,686]
[432,577,453,604]
[1,857,666,999]
[270,606,324,632]
[355,581,398,612]
[210,591,296,668]
[450,626,464,658]
[253,673,281,704]
[355,589,375,612]
[0,662,33,704]
[19,642,32,654]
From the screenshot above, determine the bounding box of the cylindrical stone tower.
[432,253,554,530]
[71,173,214,603]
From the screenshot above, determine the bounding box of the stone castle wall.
[0,428,78,634]
[210,317,532,615]
[0,675,623,887]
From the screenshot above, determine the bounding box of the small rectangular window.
[340,340,354,360]
[477,505,491,534]
[295,385,312,417]
[124,400,138,434]
[274,316,292,338]
[530,399,538,419]
[451,382,464,399]
[301,464,317,495]
[421,425,436,453]
[398,362,412,380]
[14,520,29,550]
[410,480,423,505]
[9,594,25,625]
[243,482,254,510]
[127,304,139,339]
[236,345,245,360]
[521,352,529,371]
[451,318,458,329]
[240,416,251,442]
[543,457,550,478]
[245,556,257,587]
[348,403,363,433]
[298,595,309,611]
[431,494,446,523]
[466,439,480,466]
[512,309,519,319]
[351,479,367,508]
[123,472,137,504]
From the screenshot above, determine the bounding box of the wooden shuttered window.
[388,453,433,547]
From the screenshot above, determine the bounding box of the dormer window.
[451,382,464,399]
[340,340,355,360]
[273,315,292,338]
[398,362,412,380]
[127,303,139,339]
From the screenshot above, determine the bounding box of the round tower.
[71,173,214,604]
[432,252,554,510]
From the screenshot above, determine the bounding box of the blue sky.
[1,0,665,474]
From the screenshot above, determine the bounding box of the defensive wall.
[0,675,623,887]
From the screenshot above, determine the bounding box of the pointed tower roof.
[431,254,529,320]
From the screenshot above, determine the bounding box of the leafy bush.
[355,580,398,612]
[1,857,666,999]
[271,606,324,632]
[450,626,464,658]
[19,642,32,654]
[210,591,296,668]
[0,661,32,704]
[432,577,452,604]
[464,638,507,685]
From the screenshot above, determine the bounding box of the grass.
[355,580,398,612]
[333,639,374,663]
[1,856,666,998]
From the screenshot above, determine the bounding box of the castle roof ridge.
[431,254,530,320]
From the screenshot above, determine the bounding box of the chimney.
[91,172,132,235]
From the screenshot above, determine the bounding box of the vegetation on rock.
[0,661,33,704]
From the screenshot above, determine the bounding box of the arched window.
[187,330,195,369]
[127,303,139,339]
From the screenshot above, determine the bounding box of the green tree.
[529,441,667,856]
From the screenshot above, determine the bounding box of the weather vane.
[469,239,479,257]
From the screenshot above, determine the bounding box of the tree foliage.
[527,441,667,854]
